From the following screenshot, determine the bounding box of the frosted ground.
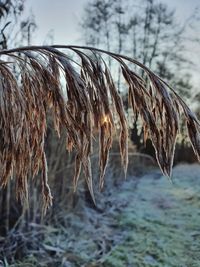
[9,164,200,267]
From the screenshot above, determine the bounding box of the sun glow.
[102,115,109,124]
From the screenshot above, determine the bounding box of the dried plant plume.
[0,45,199,213]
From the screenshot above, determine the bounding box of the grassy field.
[3,164,200,267]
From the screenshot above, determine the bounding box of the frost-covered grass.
[3,164,200,267]
[101,164,200,267]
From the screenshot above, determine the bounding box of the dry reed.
[0,45,199,213]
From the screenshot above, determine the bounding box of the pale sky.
[23,0,200,86]
[24,0,200,45]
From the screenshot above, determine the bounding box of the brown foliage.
[0,45,199,213]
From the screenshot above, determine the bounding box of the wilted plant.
[0,45,199,213]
